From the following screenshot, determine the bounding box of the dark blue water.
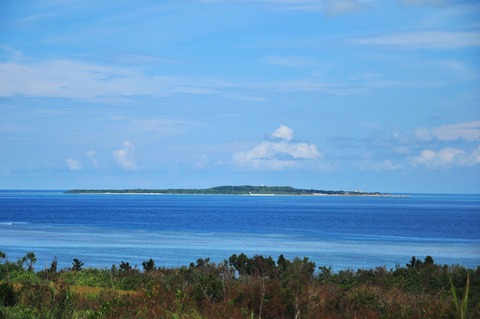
[0,191,479,270]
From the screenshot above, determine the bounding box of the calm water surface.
[0,191,479,270]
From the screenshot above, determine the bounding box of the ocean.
[0,191,479,271]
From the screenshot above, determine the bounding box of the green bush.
[59,268,112,288]
[0,283,16,307]
[0,304,39,319]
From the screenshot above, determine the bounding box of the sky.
[0,0,479,193]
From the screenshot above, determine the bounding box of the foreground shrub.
[0,252,478,318]
[0,283,16,307]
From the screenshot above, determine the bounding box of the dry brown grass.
[70,285,138,296]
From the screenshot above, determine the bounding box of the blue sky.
[0,0,479,193]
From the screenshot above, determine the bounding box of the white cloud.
[113,141,138,170]
[415,121,480,142]
[232,125,322,170]
[413,148,462,167]
[65,158,81,171]
[351,31,480,49]
[412,146,480,168]
[431,121,480,141]
[271,124,294,141]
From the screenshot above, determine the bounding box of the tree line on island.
[65,185,386,196]
[0,251,478,318]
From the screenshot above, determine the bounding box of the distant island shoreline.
[65,185,406,197]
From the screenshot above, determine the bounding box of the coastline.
[65,191,409,198]
[64,185,402,197]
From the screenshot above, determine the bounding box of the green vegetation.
[65,185,386,196]
[1,251,479,318]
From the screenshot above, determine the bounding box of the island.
[65,185,391,196]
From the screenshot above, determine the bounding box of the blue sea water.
[0,191,479,271]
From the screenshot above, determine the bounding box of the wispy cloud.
[128,118,200,133]
[113,141,138,170]
[86,150,99,168]
[0,56,410,103]
[65,158,81,171]
[358,160,404,171]
[431,121,480,141]
[0,59,219,101]
[194,155,210,169]
[200,0,369,15]
[439,59,479,80]
[322,0,368,16]
[416,121,480,141]
[0,45,23,60]
[232,125,322,170]
[264,55,317,68]
[400,0,447,7]
[254,79,337,94]
[350,31,480,49]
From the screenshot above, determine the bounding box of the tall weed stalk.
[450,273,470,319]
